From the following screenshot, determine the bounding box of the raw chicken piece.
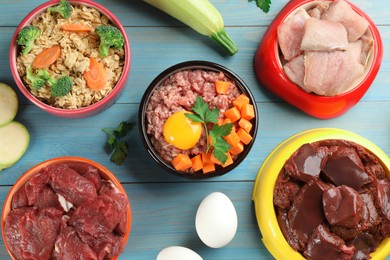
[322,0,369,42]
[304,50,364,96]
[278,9,310,61]
[301,18,348,51]
[307,2,330,18]
[283,55,306,90]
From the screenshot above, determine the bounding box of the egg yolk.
[163,110,202,150]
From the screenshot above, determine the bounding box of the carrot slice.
[222,152,233,167]
[172,154,192,171]
[61,24,94,32]
[224,130,240,147]
[191,154,203,172]
[84,58,107,91]
[233,94,250,110]
[201,152,212,164]
[210,153,222,166]
[32,45,61,69]
[215,80,231,94]
[223,106,241,123]
[238,118,253,133]
[237,128,253,145]
[241,103,255,120]
[203,162,215,174]
[229,141,244,155]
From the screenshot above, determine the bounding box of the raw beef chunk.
[4,207,62,260]
[303,225,355,260]
[323,185,363,228]
[48,164,97,206]
[66,161,103,190]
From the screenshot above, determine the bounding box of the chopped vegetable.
[237,128,253,145]
[172,154,193,171]
[202,162,215,174]
[215,80,231,94]
[47,0,72,19]
[26,66,48,90]
[0,121,30,172]
[223,106,241,123]
[223,129,241,147]
[238,118,253,133]
[143,0,238,56]
[32,45,61,69]
[233,93,250,110]
[84,58,107,91]
[241,103,255,120]
[229,141,244,155]
[61,24,94,32]
[186,96,232,164]
[249,0,272,13]
[191,154,203,172]
[17,26,40,55]
[102,121,134,165]
[0,83,18,126]
[95,25,124,57]
[47,74,73,97]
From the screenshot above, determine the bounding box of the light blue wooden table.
[0,0,389,259]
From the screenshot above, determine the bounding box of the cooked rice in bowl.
[16,3,125,109]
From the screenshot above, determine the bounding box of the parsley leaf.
[186,96,233,164]
[102,121,134,165]
[249,0,271,13]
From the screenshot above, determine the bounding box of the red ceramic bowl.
[10,0,131,118]
[254,0,383,119]
[1,156,132,260]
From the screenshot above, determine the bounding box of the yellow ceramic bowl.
[252,128,390,260]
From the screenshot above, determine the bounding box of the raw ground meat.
[146,69,241,164]
[4,162,128,260]
[274,139,390,260]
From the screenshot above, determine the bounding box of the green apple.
[0,83,18,126]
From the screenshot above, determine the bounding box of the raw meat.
[278,9,310,61]
[283,55,306,90]
[307,2,330,18]
[303,50,364,96]
[322,0,369,42]
[301,18,348,51]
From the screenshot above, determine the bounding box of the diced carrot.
[229,141,244,155]
[224,130,240,147]
[172,154,192,171]
[210,153,222,165]
[201,152,212,164]
[32,45,61,69]
[203,162,215,174]
[61,24,94,32]
[223,106,241,123]
[237,128,253,145]
[241,103,255,120]
[222,118,236,131]
[217,118,224,126]
[238,118,253,133]
[215,80,231,94]
[233,94,250,110]
[222,152,233,167]
[191,154,203,172]
[84,58,107,91]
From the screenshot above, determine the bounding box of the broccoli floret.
[26,66,48,90]
[95,25,124,57]
[17,26,40,55]
[47,75,73,97]
[47,0,72,19]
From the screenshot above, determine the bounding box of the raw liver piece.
[301,18,348,51]
[322,185,363,228]
[48,164,97,206]
[277,9,310,61]
[348,233,381,260]
[52,224,97,260]
[284,143,328,182]
[321,146,371,190]
[304,50,364,96]
[283,55,306,90]
[4,207,62,260]
[288,179,329,246]
[376,179,390,220]
[303,224,355,260]
[322,0,369,42]
[274,179,301,209]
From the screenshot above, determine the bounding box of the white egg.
[156,246,203,260]
[195,192,238,248]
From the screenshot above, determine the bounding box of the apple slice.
[0,83,18,126]
[0,121,30,171]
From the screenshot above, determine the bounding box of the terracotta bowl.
[254,0,383,119]
[139,60,258,178]
[9,0,131,118]
[252,128,390,260]
[1,156,132,260]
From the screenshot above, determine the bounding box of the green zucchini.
[143,0,238,56]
